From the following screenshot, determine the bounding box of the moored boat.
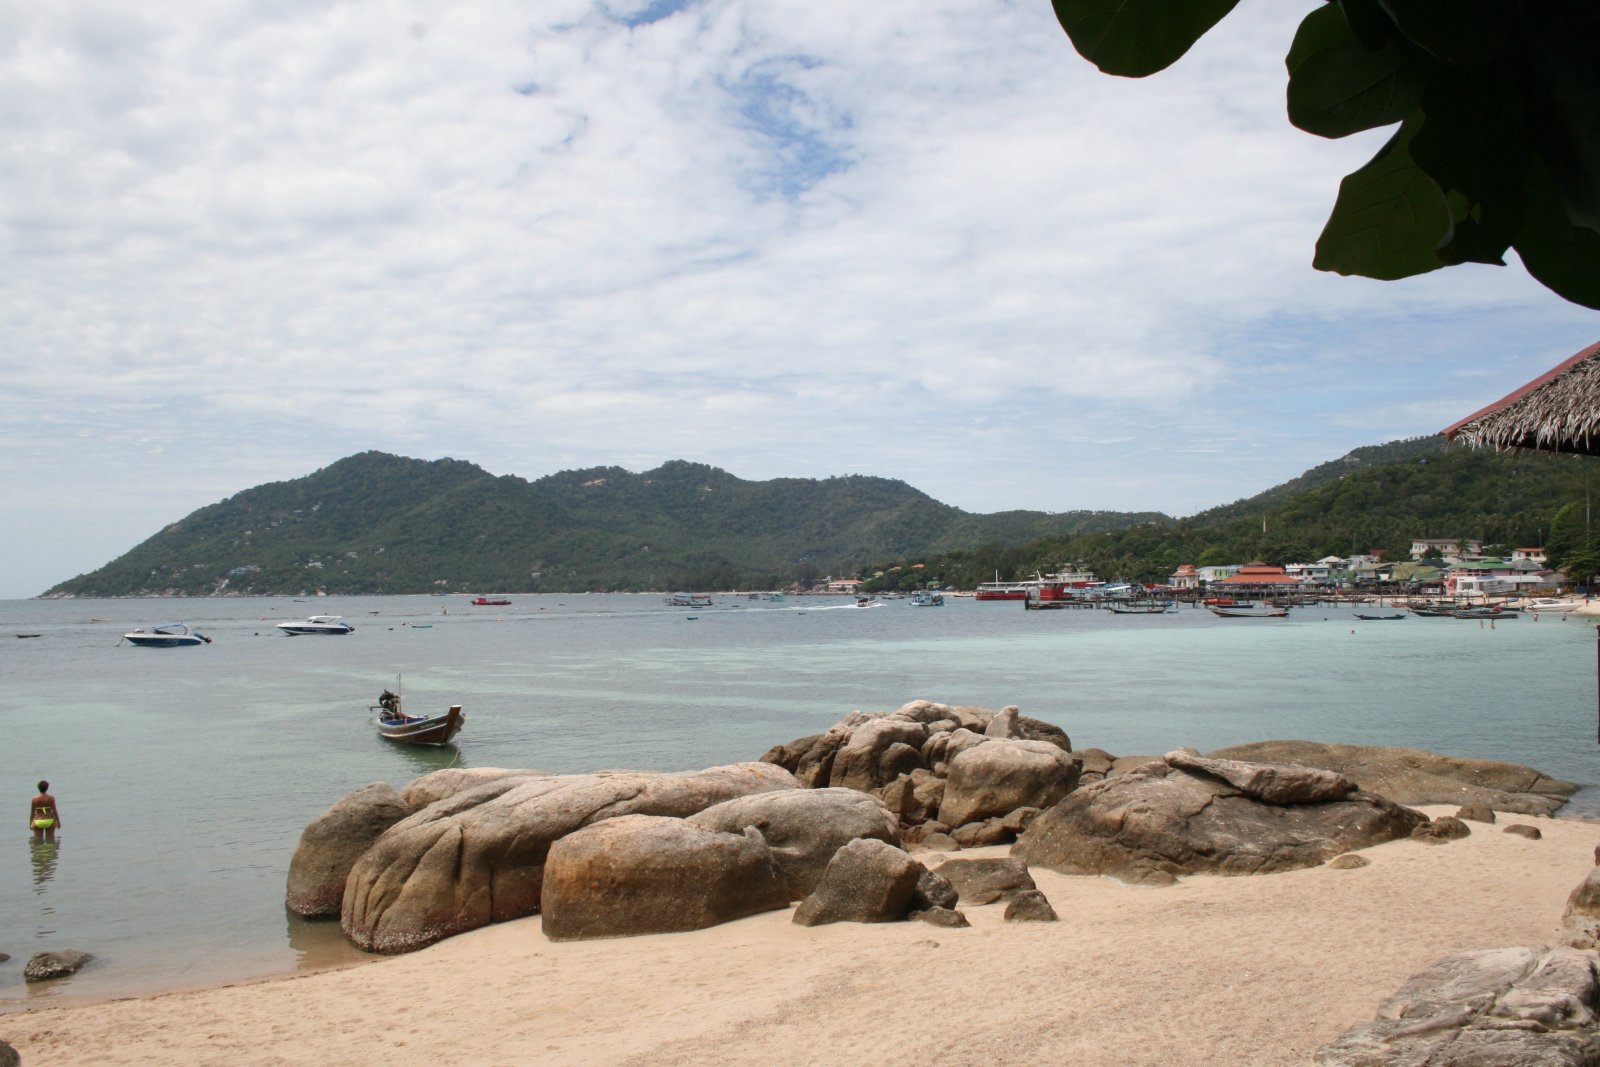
[908,591,944,606]
[1207,605,1289,618]
[122,623,211,647]
[371,688,464,746]
[665,592,714,608]
[275,615,355,636]
[1353,613,1407,621]
[470,596,511,606]
[1525,597,1587,614]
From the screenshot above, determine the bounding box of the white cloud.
[0,0,1594,595]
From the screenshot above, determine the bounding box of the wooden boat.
[1454,607,1514,619]
[1207,605,1288,618]
[1353,613,1407,620]
[371,688,464,746]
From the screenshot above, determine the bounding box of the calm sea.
[4,592,1599,1008]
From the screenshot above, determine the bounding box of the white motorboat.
[1525,597,1588,614]
[275,615,356,636]
[122,623,211,647]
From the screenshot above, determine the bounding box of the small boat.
[665,593,714,608]
[1454,607,1514,619]
[1207,605,1288,618]
[1353,613,1407,621]
[471,596,511,606]
[122,623,211,647]
[908,591,944,606]
[1525,597,1587,614]
[275,615,355,636]
[856,596,875,607]
[1407,606,1457,617]
[371,688,464,746]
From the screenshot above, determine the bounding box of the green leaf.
[1379,0,1512,63]
[1336,0,1399,50]
[1287,4,1431,138]
[1051,0,1240,77]
[1409,68,1526,266]
[1517,6,1600,232]
[1514,160,1600,310]
[1313,117,1453,280]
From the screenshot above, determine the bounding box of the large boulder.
[1207,740,1578,815]
[401,768,546,809]
[1013,752,1426,884]
[339,762,796,953]
[1562,867,1600,950]
[686,787,900,898]
[539,815,790,941]
[938,740,1082,828]
[286,782,415,918]
[828,717,930,792]
[931,857,1037,905]
[1316,946,1600,1066]
[793,838,924,926]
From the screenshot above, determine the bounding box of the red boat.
[471,596,511,606]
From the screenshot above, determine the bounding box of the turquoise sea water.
[3,592,1599,1008]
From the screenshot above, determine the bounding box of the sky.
[3,0,1596,598]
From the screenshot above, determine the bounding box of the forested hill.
[909,436,1599,590]
[42,452,1164,596]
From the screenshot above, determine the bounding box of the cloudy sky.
[3,0,1595,597]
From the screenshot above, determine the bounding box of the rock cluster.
[761,700,1080,850]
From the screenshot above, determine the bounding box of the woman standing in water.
[29,780,60,842]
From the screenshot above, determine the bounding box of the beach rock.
[401,768,546,809]
[1013,753,1426,883]
[1412,816,1472,844]
[1164,748,1357,805]
[951,819,1014,849]
[1073,748,1117,782]
[1004,890,1059,923]
[286,782,416,918]
[1208,740,1578,816]
[1562,867,1600,949]
[876,769,944,824]
[829,717,930,793]
[1000,807,1042,834]
[339,762,797,953]
[1017,716,1072,752]
[1327,854,1371,869]
[984,705,1021,738]
[911,906,970,928]
[792,726,853,788]
[686,787,900,898]
[0,951,9,962]
[922,728,990,774]
[0,1038,17,1067]
[932,857,1037,905]
[1507,824,1545,840]
[24,949,92,982]
[919,832,959,852]
[938,740,1082,828]
[911,867,959,912]
[539,816,790,941]
[792,838,923,926]
[1315,945,1600,1066]
[1456,803,1497,824]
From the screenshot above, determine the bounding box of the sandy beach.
[3,805,1595,1066]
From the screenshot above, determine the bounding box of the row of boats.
[119,615,355,646]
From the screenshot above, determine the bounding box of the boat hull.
[376,705,464,746]
[123,634,205,647]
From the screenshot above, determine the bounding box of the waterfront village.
[826,538,1566,602]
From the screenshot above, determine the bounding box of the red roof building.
[1214,562,1299,587]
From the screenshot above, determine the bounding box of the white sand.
[4,806,1595,1067]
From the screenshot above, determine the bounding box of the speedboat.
[122,623,211,647]
[1525,597,1587,614]
[275,615,355,636]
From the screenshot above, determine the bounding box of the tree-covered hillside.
[42,453,1162,596]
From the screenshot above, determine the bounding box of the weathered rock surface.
[1563,868,1600,950]
[792,838,924,926]
[1004,890,1058,923]
[1208,740,1578,815]
[931,857,1037,905]
[1508,824,1545,840]
[1457,803,1497,824]
[939,740,1082,828]
[539,815,790,941]
[1327,854,1371,869]
[25,949,92,982]
[911,906,970,928]
[1412,815,1472,844]
[286,782,416,918]
[1315,945,1600,1066]
[0,1037,18,1067]
[341,762,797,953]
[400,768,546,810]
[911,866,959,912]
[686,787,899,898]
[1013,752,1426,883]
[1164,748,1357,805]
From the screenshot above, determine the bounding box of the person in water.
[29,780,60,842]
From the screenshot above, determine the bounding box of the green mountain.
[43,453,1164,596]
[883,435,1596,590]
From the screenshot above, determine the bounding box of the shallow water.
[3,592,1597,1006]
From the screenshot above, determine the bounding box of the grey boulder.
[793,838,924,926]
[1013,752,1425,883]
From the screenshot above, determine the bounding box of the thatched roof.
[1444,340,1600,455]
